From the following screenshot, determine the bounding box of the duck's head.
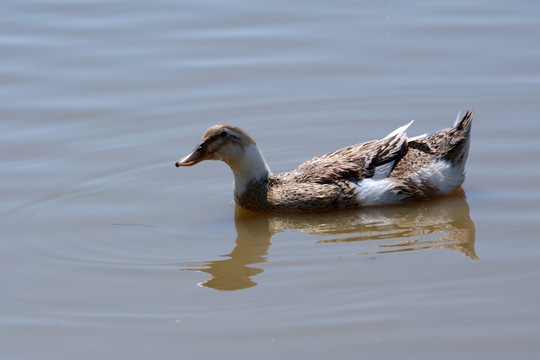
[175,125,259,168]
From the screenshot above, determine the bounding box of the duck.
[175,110,473,211]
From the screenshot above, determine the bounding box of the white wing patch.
[355,178,405,205]
[372,160,395,180]
[356,158,465,205]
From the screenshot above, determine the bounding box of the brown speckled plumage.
[235,126,410,211]
[384,111,473,202]
[176,111,473,212]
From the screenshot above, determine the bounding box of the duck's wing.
[285,121,413,184]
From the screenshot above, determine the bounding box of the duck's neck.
[228,143,272,198]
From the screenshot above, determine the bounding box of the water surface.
[1,1,539,359]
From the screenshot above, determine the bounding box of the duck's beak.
[175,141,213,167]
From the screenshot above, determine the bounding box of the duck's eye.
[219,131,227,138]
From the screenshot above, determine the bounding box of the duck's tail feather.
[455,110,473,132]
[445,110,473,166]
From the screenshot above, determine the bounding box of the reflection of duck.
[188,215,271,291]
[186,191,476,291]
[176,111,473,211]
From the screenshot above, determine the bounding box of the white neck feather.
[229,143,272,197]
